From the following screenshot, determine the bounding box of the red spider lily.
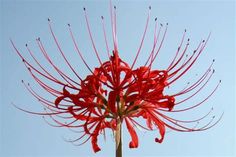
[11,2,222,157]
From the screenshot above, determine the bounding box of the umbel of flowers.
[11,1,222,157]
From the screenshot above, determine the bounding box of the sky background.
[0,0,235,157]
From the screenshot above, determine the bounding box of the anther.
[101,16,104,19]
[67,23,71,27]
[25,44,28,47]
[212,116,215,119]
[213,69,215,73]
[155,17,157,21]
[193,50,197,53]
[213,59,215,62]
[22,59,25,62]
[47,18,50,22]
[219,80,222,83]
[83,7,86,11]
[21,80,24,83]
[166,22,168,26]
[202,40,205,43]
[149,6,151,10]
[160,23,163,27]
[114,6,116,9]
[184,29,187,32]
[187,38,190,41]
[27,83,30,86]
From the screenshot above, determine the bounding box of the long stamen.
[48,19,83,84]
[37,38,79,89]
[167,29,186,70]
[148,18,160,69]
[109,0,117,51]
[101,16,110,59]
[144,20,162,66]
[150,23,168,64]
[114,6,118,50]
[25,44,67,87]
[131,6,151,69]
[83,8,103,65]
[172,80,221,112]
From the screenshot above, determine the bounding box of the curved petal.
[91,122,102,153]
[152,115,165,143]
[125,118,139,148]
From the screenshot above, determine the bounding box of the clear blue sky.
[0,0,235,157]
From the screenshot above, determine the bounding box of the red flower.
[11,2,222,156]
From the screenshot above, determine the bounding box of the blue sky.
[0,0,235,157]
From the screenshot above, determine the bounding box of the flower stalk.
[115,119,122,157]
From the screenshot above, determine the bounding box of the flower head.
[11,2,222,154]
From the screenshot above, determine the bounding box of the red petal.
[108,91,117,113]
[54,96,65,108]
[146,116,153,130]
[63,86,70,96]
[125,118,139,148]
[152,117,165,143]
[68,106,86,120]
[91,122,102,153]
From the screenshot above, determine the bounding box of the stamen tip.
[187,38,190,41]
[219,80,222,83]
[149,6,151,10]
[25,44,28,47]
[101,16,104,19]
[155,17,157,21]
[114,6,116,9]
[166,22,168,26]
[83,7,86,11]
[184,29,187,32]
[213,59,215,62]
[202,40,205,43]
[67,23,71,27]
[213,69,215,73]
[160,23,163,27]
[21,80,24,83]
[47,18,50,22]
